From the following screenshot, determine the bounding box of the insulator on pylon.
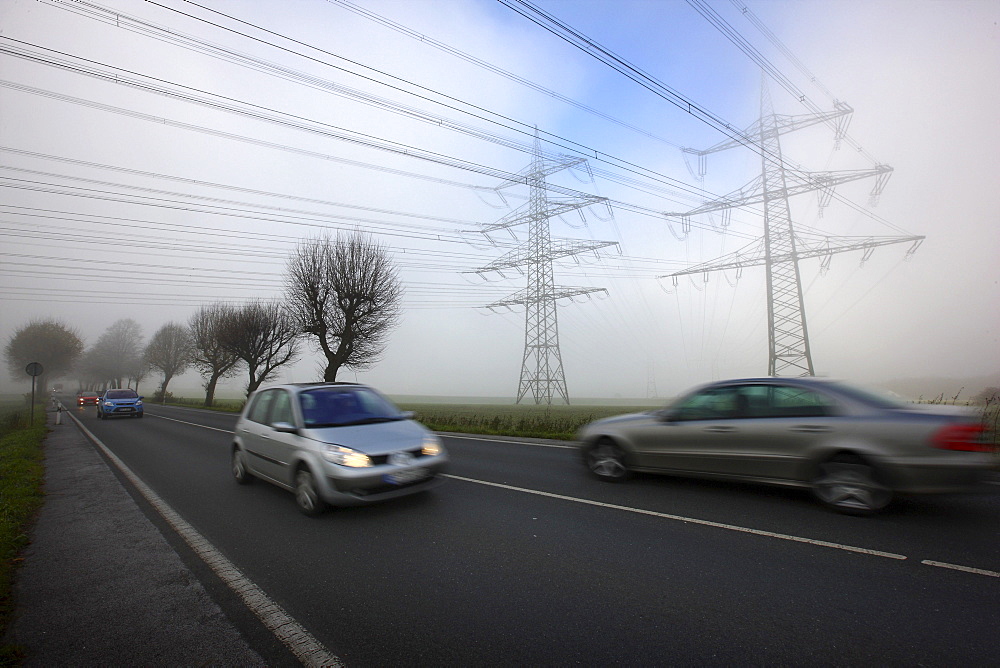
[817,188,834,217]
[868,168,892,207]
[665,217,688,241]
[860,245,876,267]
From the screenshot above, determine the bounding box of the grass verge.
[0,403,47,666]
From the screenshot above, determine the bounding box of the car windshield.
[106,390,138,400]
[299,387,406,428]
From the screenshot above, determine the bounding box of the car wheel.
[136,413,143,418]
[812,454,892,515]
[97,410,104,420]
[586,439,630,482]
[295,468,327,516]
[232,448,253,485]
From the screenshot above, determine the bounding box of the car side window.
[766,385,837,418]
[247,390,275,424]
[674,387,742,421]
[269,390,294,426]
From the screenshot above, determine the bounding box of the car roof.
[702,377,839,387]
[254,382,366,393]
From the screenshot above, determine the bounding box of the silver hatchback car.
[578,378,995,514]
[232,383,448,515]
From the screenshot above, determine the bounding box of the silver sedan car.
[232,383,448,515]
[578,378,995,514]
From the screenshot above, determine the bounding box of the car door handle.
[703,426,736,433]
[791,425,831,433]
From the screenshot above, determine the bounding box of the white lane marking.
[921,561,1000,578]
[147,413,233,434]
[440,433,575,449]
[66,412,343,667]
[442,473,907,560]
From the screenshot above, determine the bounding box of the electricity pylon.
[664,83,924,376]
[469,134,617,404]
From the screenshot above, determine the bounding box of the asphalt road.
[69,400,1000,666]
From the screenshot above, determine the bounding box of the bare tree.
[128,356,153,396]
[286,232,402,382]
[145,322,193,400]
[5,319,84,393]
[86,319,144,388]
[219,301,300,396]
[189,303,243,407]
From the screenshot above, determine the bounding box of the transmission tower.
[664,83,924,376]
[469,134,617,404]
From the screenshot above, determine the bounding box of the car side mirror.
[400,411,415,420]
[271,421,298,434]
[139,396,145,400]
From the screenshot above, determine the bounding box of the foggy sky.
[1,0,997,400]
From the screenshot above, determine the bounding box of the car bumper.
[882,454,997,493]
[101,406,143,417]
[320,456,449,506]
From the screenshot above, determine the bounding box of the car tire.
[586,439,631,482]
[295,468,327,516]
[136,413,143,418]
[812,454,893,515]
[97,410,104,420]
[232,448,253,485]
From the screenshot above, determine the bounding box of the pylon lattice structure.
[469,134,617,404]
[665,83,924,377]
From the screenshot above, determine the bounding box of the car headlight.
[422,434,443,456]
[135,400,142,406]
[323,445,372,467]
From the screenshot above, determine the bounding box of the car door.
[727,383,840,481]
[260,389,299,485]
[632,385,747,474]
[239,390,280,479]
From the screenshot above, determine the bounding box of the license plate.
[117,407,133,412]
[383,468,428,485]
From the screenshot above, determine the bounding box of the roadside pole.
[25,361,43,424]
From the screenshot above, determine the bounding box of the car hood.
[589,412,659,428]
[301,419,431,455]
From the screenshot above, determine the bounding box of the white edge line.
[442,473,908,560]
[64,410,343,667]
[921,560,1000,578]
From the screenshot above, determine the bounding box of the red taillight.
[931,423,990,452]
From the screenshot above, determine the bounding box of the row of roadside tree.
[3,232,402,405]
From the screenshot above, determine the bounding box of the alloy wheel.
[813,457,892,514]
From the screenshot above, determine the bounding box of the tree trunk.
[160,373,174,402]
[323,363,340,382]
[204,374,220,407]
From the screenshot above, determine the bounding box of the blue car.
[97,388,144,419]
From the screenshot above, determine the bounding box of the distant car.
[232,383,449,516]
[577,377,995,514]
[77,391,99,406]
[97,388,144,419]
